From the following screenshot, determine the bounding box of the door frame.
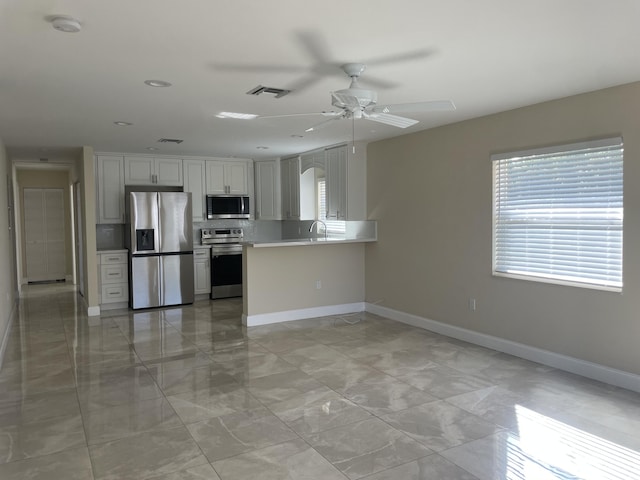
[12,162,76,290]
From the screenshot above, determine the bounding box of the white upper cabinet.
[325,145,347,220]
[183,159,207,221]
[205,160,249,195]
[254,160,280,220]
[281,156,300,220]
[124,156,183,186]
[96,155,124,224]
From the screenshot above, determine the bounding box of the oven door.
[210,246,243,299]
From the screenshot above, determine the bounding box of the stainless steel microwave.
[206,195,250,219]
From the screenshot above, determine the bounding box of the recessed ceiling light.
[144,80,172,88]
[215,112,258,120]
[114,121,133,126]
[146,147,158,151]
[48,15,82,33]
[256,146,269,150]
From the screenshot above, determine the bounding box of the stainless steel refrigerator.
[129,191,194,309]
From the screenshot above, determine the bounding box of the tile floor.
[1,284,640,479]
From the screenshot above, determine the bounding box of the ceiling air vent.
[157,138,184,144]
[246,85,291,98]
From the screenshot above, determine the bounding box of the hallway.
[1,284,640,479]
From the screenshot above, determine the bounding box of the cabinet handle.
[107,257,119,261]
[108,272,119,276]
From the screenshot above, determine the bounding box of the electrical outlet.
[316,280,322,290]
[468,298,476,311]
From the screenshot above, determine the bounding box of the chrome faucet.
[309,220,327,240]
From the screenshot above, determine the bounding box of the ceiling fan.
[260,63,456,133]
[311,63,455,132]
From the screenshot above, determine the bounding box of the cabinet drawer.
[194,249,210,259]
[101,284,128,304]
[100,252,127,264]
[101,264,127,284]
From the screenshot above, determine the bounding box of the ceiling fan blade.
[258,111,341,120]
[365,112,418,128]
[357,75,399,90]
[296,31,332,63]
[210,62,305,73]
[363,48,434,67]
[305,114,345,132]
[286,74,322,93]
[370,100,456,114]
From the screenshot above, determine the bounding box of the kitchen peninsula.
[242,229,376,327]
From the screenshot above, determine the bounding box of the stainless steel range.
[201,228,244,299]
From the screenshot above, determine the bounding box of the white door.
[24,188,66,282]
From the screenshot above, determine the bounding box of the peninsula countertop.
[243,236,376,248]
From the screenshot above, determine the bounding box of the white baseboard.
[243,302,365,327]
[366,303,640,394]
[87,305,100,317]
[0,300,18,372]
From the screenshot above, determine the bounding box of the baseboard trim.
[0,300,18,372]
[366,303,640,394]
[243,302,365,327]
[87,305,100,317]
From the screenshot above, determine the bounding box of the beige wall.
[366,81,640,375]
[347,141,367,220]
[0,138,18,360]
[16,169,73,280]
[244,243,365,316]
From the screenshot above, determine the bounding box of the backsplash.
[97,219,376,250]
[96,224,125,250]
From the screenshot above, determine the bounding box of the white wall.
[366,81,640,376]
[0,138,18,367]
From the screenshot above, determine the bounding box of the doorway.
[23,188,66,282]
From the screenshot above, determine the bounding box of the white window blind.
[492,137,623,291]
[317,178,346,234]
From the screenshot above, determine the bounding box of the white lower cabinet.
[194,248,211,296]
[97,250,129,308]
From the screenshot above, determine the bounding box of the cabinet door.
[194,253,210,295]
[225,162,248,194]
[183,159,206,221]
[255,161,280,220]
[96,155,124,223]
[124,156,155,184]
[280,159,292,219]
[326,146,347,220]
[288,158,300,219]
[155,157,183,186]
[205,161,226,194]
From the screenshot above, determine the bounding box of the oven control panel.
[201,228,244,245]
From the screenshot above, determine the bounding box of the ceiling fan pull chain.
[352,114,356,154]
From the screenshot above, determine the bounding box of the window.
[317,178,346,234]
[492,137,623,291]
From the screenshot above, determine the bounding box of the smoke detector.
[49,15,82,33]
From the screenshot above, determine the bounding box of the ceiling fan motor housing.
[332,88,377,109]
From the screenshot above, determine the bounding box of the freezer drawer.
[130,253,194,309]
[161,253,194,306]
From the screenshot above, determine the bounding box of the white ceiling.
[1,0,639,160]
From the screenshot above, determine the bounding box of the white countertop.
[97,249,128,254]
[243,236,376,248]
